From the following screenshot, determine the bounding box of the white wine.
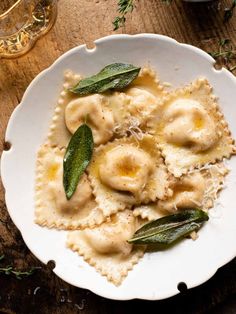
[0,0,57,58]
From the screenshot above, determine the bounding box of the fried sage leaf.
[69,63,141,95]
[128,209,209,245]
[63,124,93,200]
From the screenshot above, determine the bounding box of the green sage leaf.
[69,63,141,95]
[63,124,94,200]
[128,209,209,245]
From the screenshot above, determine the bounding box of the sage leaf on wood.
[69,63,141,95]
[63,124,94,200]
[128,209,209,245]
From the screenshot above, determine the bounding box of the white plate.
[1,34,236,300]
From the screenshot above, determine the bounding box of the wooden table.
[1,1,236,313]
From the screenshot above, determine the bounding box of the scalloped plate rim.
[1,33,236,300]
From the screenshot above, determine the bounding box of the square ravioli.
[88,135,171,216]
[133,163,228,221]
[148,78,235,177]
[47,69,120,147]
[46,71,131,147]
[35,145,106,230]
[66,210,145,286]
[47,68,166,148]
[121,67,166,130]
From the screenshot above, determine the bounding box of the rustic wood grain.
[0,0,236,313]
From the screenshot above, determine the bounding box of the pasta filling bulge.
[163,99,219,153]
[148,78,235,176]
[83,210,137,256]
[133,164,229,221]
[158,172,206,213]
[88,135,170,215]
[35,145,106,229]
[99,144,154,194]
[66,210,145,286]
[65,94,115,145]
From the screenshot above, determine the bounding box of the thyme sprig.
[113,0,134,30]
[209,39,236,73]
[0,254,40,279]
[113,0,236,29]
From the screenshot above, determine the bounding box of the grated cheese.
[113,116,145,141]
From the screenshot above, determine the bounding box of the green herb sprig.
[113,0,235,29]
[0,255,40,279]
[209,39,236,73]
[128,209,208,245]
[69,63,140,95]
[63,124,94,200]
[113,0,134,30]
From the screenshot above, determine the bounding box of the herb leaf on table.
[0,255,41,279]
[113,0,236,29]
[113,0,134,30]
[209,39,236,73]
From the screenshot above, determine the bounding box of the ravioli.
[113,67,166,137]
[133,164,228,221]
[106,91,132,137]
[35,64,235,287]
[46,70,81,148]
[47,71,129,147]
[65,94,114,145]
[125,87,160,131]
[88,135,171,215]
[133,204,166,221]
[148,78,235,176]
[66,210,145,286]
[35,145,106,229]
[158,171,206,213]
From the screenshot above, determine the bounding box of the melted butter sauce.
[194,117,204,130]
[47,164,59,181]
[117,161,140,177]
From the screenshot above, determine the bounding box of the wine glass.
[0,0,57,58]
